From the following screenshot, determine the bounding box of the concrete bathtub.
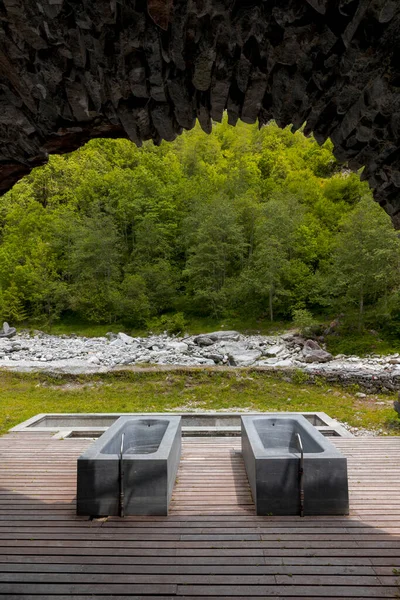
[241,414,349,516]
[77,416,181,516]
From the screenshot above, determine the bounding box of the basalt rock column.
[0,1,400,221]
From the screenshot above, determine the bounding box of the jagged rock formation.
[0,1,400,220]
[0,322,16,339]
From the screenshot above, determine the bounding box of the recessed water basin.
[253,417,325,454]
[11,411,352,437]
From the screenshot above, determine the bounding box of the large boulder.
[394,400,400,417]
[0,322,16,339]
[194,331,241,346]
[222,343,262,366]
[263,344,285,357]
[117,332,135,344]
[301,339,333,363]
[165,341,188,352]
[193,336,215,347]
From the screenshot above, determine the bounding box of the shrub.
[146,312,187,335]
[292,308,316,337]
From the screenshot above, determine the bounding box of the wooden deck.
[0,432,399,598]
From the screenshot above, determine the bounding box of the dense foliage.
[0,118,399,336]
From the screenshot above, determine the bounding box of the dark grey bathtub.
[77,416,181,516]
[241,414,349,516]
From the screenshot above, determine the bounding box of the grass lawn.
[0,369,399,437]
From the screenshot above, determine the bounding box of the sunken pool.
[241,414,349,516]
[77,416,181,517]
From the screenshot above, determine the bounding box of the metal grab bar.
[295,433,304,518]
[119,433,125,518]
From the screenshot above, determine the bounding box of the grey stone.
[394,400,400,416]
[273,359,294,368]
[280,333,296,341]
[109,338,125,347]
[263,345,285,357]
[194,336,215,347]
[0,322,16,339]
[106,332,118,341]
[194,331,241,345]
[226,348,262,366]
[88,355,101,365]
[204,353,224,364]
[207,331,241,342]
[166,342,188,352]
[118,332,135,344]
[301,340,333,363]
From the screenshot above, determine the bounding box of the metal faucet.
[119,433,125,518]
[295,433,304,517]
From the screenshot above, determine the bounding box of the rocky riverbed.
[1,329,400,393]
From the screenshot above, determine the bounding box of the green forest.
[1,118,400,348]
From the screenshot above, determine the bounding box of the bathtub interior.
[100,419,169,455]
[253,417,324,454]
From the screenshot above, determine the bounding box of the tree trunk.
[358,286,364,331]
[269,286,274,322]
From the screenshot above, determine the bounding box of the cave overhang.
[0,1,399,222]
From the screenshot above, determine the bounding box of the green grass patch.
[325,331,400,357]
[27,315,295,339]
[180,316,294,336]
[0,369,398,437]
[27,319,148,339]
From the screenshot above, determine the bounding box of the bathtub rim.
[241,413,346,459]
[77,415,181,462]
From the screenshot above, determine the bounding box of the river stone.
[118,332,135,344]
[226,348,262,366]
[301,339,333,363]
[274,359,295,368]
[88,355,101,365]
[394,400,400,416]
[106,332,118,341]
[204,353,223,364]
[207,331,241,342]
[0,322,17,339]
[263,345,285,357]
[166,342,188,352]
[109,338,125,347]
[193,336,215,346]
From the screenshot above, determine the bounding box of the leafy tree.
[249,196,305,321]
[68,214,122,322]
[329,196,400,329]
[0,117,396,334]
[115,274,150,326]
[184,197,245,316]
[0,283,27,323]
[292,308,316,336]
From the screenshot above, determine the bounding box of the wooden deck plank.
[0,432,400,598]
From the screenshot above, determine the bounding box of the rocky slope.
[1,329,400,392]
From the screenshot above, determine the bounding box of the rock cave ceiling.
[0,1,400,221]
